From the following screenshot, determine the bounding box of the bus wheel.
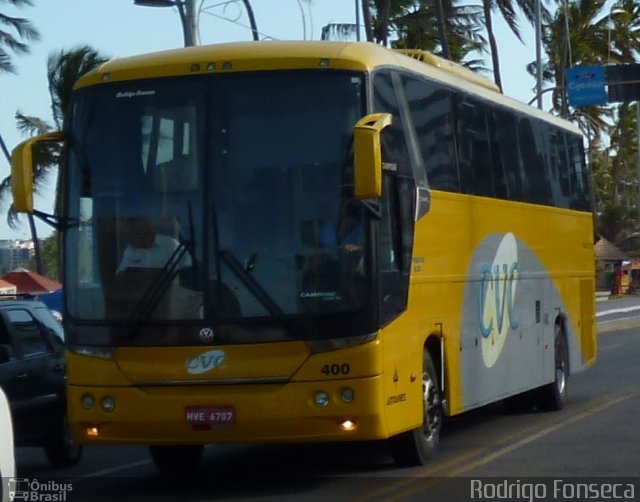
[390,351,442,466]
[537,323,568,411]
[44,414,83,467]
[149,445,204,474]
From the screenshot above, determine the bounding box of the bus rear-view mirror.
[353,113,392,200]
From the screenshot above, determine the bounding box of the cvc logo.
[186,350,226,375]
[477,233,519,368]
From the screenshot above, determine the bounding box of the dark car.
[0,298,82,467]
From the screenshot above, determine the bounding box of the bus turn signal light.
[85,426,100,437]
[339,419,357,432]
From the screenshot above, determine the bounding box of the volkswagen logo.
[199,327,215,344]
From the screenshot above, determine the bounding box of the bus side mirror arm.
[353,113,393,200]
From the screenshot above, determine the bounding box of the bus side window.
[456,96,494,197]
[401,75,459,192]
[372,72,411,174]
[485,108,509,200]
[373,71,408,274]
[492,108,524,201]
[568,136,590,210]
[547,130,589,210]
[518,117,552,205]
[547,129,570,208]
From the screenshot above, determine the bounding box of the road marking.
[446,393,632,476]
[596,305,640,317]
[359,392,636,502]
[600,343,623,351]
[71,459,152,481]
[70,444,218,481]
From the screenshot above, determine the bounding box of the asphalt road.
[597,294,640,332]
[12,296,640,501]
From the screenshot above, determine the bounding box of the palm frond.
[47,46,110,128]
[15,111,52,136]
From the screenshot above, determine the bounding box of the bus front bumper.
[68,375,389,445]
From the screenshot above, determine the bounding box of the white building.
[0,240,35,272]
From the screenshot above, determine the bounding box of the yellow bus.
[11,41,596,471]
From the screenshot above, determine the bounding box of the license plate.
[185,406,235,424]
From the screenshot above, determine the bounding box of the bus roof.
[76,40,581,136]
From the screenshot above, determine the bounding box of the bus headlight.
[81,394,95,410]
[340,388,354,403]
[314,391,330,408]
[100,396,116,413]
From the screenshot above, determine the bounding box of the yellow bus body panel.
[64,41,595,446]
[409,190,595,416]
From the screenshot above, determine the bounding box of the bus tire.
[149,445,204,474]
[503,390,535,413]
[44,414,83,467]
[390,351,442,466]
[536,323,568,411]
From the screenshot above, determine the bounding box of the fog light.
[314,391,330,408]
[85,426,100,437]
[101,396,116,413]
[339,419,357,431]
[81,394,95,410]
[340,388,354,403]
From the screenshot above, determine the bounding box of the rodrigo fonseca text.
[470,479,636,501]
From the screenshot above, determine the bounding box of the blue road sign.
[566,66,607,107]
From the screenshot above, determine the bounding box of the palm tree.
[363,0,487,68]
[362,0,375,41]
[608,0,640,65]
[0,0,39,269]
[46,46,110,128]
[0,0,39,153]
[365,0,545,88]
[392,0,487,66]
[0,0,39,74]
[0,46,109,274]
[541,0,640,244]
[540,0,612,116]
[480,0,549,91]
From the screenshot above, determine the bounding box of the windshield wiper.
[123,240,191,342]
[219,249,298,338]
[124,202,197,342]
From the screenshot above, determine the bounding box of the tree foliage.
[0,46,109,230]
[0,0,39,74]
[22,232,58,280]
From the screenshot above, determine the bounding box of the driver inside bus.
[318,193,364,253]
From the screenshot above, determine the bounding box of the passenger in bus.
[116,217,192,274]
[113,217,201,321]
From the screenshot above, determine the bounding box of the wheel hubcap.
[422,371,441,440]
[554,331,567,397]
[556,358,566,396]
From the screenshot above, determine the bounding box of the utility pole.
[134,0,198,46]
[535,0,542,109]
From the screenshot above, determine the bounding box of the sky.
[0,0,539,240]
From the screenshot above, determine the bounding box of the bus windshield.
[64,71,368,328]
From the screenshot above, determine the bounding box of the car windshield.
[64,70,369,326]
